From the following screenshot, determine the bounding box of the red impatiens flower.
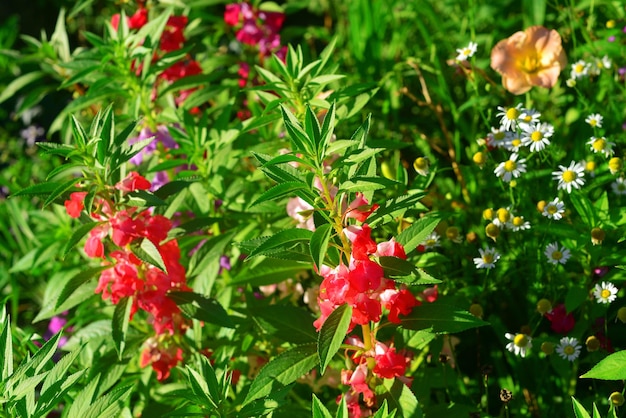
[344,192,379,223]
[115,171,151,192]
[160,16,188,52]
[545,303,575,334]
[373,344,408,379]
[140,337,183,381]
[64,191,87,218]
[380,287,420,324]
[111,7,148,31]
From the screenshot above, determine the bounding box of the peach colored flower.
[491,26,567,95]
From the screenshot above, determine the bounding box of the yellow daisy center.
[497,208,510,223]
[551,250,562,260]
[585,161,596,172]
[564,345,575,355]
[425,238,436,247]
[504,160,516,172]
[514,334,529,347]
[562,170,576,183]
[589,119,597,127]
[511,139,521,147]
[592,139,606,151]
[574,63,585,73]
[506,108,520,120]
[547,205,558,214]
[512,216,524,226]
[482,254,494,263]
[494,131,506,141]
[530,131,543,142]
[601,289,611,299]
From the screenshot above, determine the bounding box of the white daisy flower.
[544,242,571,265]
[587,136,615,157]
[505,333,532,358]
[584,113,603,128]
[612,178,626,195]
[494,153,527,183]
[456,41,477,61]
[570,60,589,79]
[542,197,565,220]
[556,337,581,361]
[496,104,523,131]
[552,161,586,193]
[504,131,524,152]
[601,55,612,69]
[511,216,531,231]
[473,246,500,269]
[518,108,541,131]
[420,232,441,250]
[593,281,618,304]
[486,127,512,149]
[521,122,554,152]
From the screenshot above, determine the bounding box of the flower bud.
[483,208,494,220]
[469,303,483,318]
[473,152,487,166]
[541,342,555,355]
[413,157,430,176]
[381,161,396,180]
[496,208,510,224]
[591,227,605,245]
[536,200,547,213]
[536,299,552,315]
[617,307,626,323]
[485,223,500,241]
[466,231,478,243]
[609,157,623,174]
[610,392,625,407]
[585,336,601,352]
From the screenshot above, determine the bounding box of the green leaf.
[376,379,422,418]
[367,192,427,227]
[42,178,80,208]
[304,104,322,151]
[96,104,115,165]
[70,114,89,150]
[281,105,315,155]
[185,366,217,409]
[55,266,107,310]
[232,259,309,286]
[249,182,308,208]
[82,383,134,418]
[112,297,133,360]
[378,256,417,278]
[400,304,488,334]
[570,193,598,228]
[63,378,100,418]
[11,182,61,198]
[310,224,333,272]
[580,350,626,380]
[1,310,13,380]
[125,190,168,207]
[243,343,319,406]
[246,229,313,259]
[339,176,400,193]
[62,221,100,258]
[312,394,333,418]
[395,215,440,253]
[0,71,46,104]
[318,304,352,375]
[133,238,167,273]
[571,396,592,418]
[169,291,234,328]
[247,305,317,344]
[565,285,588,313]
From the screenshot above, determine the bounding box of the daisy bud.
[617,307,626,323]
[445,226,462,243]
[485,222,500,241]
[469,303,483,318]
[609,157,623,174]
[413,157,430,176]
[536,298,552,315]
[591,227,606,245]
[536,200,547,213]
[496,208,510,223]
[607,20,616,29]
[541,342,555,355]
[483,208,494,220]
[473,151,487,166]
[610,392,625,407]
[381,161,396,180]
[585,336,601,352]
[466,231,478,243]
[585,161,596,173]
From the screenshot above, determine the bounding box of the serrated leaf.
[310,223,332,272]
[572,396,592,418]
[11,182,61,198]
[246,229,313,259]
[318,304,352,374]
[243,343,319,406]
[55,266,106,310]
[580,350,626,380]
[125,190,168,207]
[231,259,309,286]
[112,297,133,360]
[64,378,100,417]
[82,383,134,418]
[395,215,440,253]
[70,114,89,149]
[378,256,417,277]
[400,304,488,334]
[0,71,46,104]
[281,105,314,155]
[62,221,100,258]
[133,238,167,273]
[1,312,13,380]
[96,104,114,165]
[169,291,234,328]
[42,178,79,208]
[249,182,308,208]
[185,366,217,409]
[312,394,333,418]
[339,177,399,192]
[376,379,422,418]
[248,305,317,344]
